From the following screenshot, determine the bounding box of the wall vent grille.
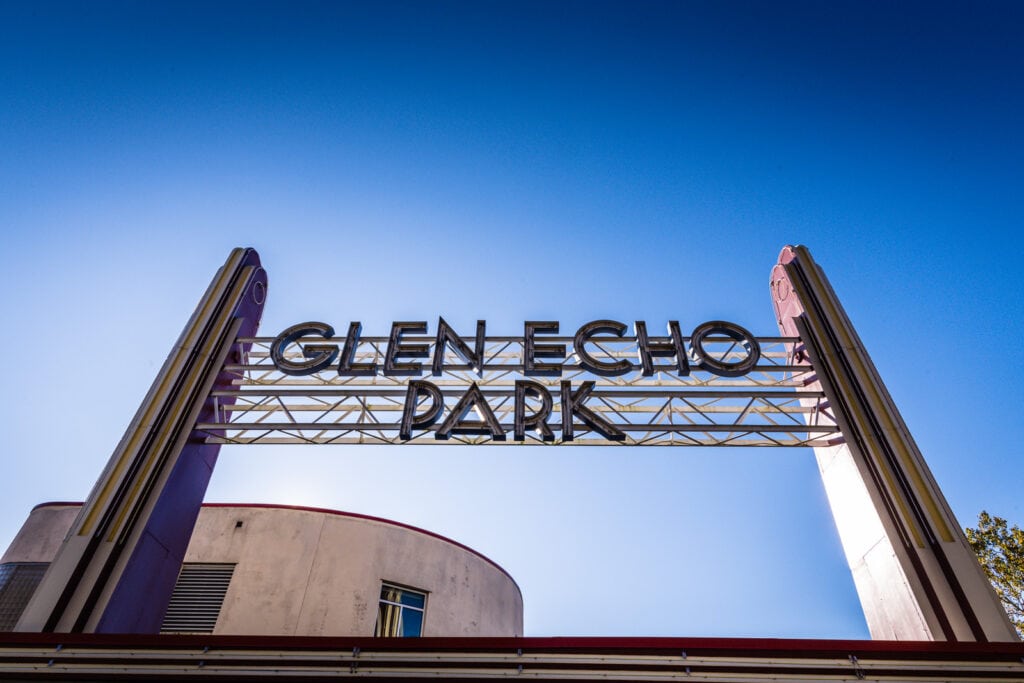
[160,563,235,633]
[0,563,49,631]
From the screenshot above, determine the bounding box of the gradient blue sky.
[1,1,1022,638]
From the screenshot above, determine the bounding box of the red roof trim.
[30,501,82,511]
[1,632,1023,659]
[28,501,519,595]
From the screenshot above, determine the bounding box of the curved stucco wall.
[2,503,522,637]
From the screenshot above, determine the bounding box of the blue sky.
[1,1,1022,638]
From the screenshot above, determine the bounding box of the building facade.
[0,502,523,638]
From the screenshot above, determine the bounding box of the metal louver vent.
[160,563,235,633]
[0,563,49,631]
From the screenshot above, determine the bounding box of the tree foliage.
[965,511,1024,638]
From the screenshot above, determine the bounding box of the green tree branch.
[965,511,1024,638]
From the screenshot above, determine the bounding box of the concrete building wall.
[1,505,80,565]
[2,503,523,637]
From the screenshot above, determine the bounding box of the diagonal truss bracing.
[197,335,840,446]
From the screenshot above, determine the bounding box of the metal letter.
[435,382,506,440]
[560,380,625,441]
[432,317,486,376]
[523,321,565,376]
[384,321,429,376]
[688,321,761,377]
[573,320,631,376]
[338,322,377,376]
[399,381,444,440]
[513,380,554,441]
[270,322,338,376]
[635,320,689,376]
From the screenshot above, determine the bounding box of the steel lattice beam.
[197,336,841,446]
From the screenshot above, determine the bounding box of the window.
[374,583,426,637]
[0,562,48,631]
[160,563,235,633]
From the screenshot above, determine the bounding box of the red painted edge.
[27,502,520,597]
[30,502,83,511]
[0,632,1022,659]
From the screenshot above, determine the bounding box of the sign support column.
[771,244,1017,642]
[16,248,267,633]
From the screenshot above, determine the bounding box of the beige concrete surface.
[2,503,523,637]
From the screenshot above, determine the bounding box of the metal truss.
[197,335,840,447]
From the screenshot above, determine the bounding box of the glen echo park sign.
[13,246,1019,647]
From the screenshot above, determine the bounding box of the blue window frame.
[374,583,426,637]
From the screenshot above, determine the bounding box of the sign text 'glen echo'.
[270,319,761,443]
